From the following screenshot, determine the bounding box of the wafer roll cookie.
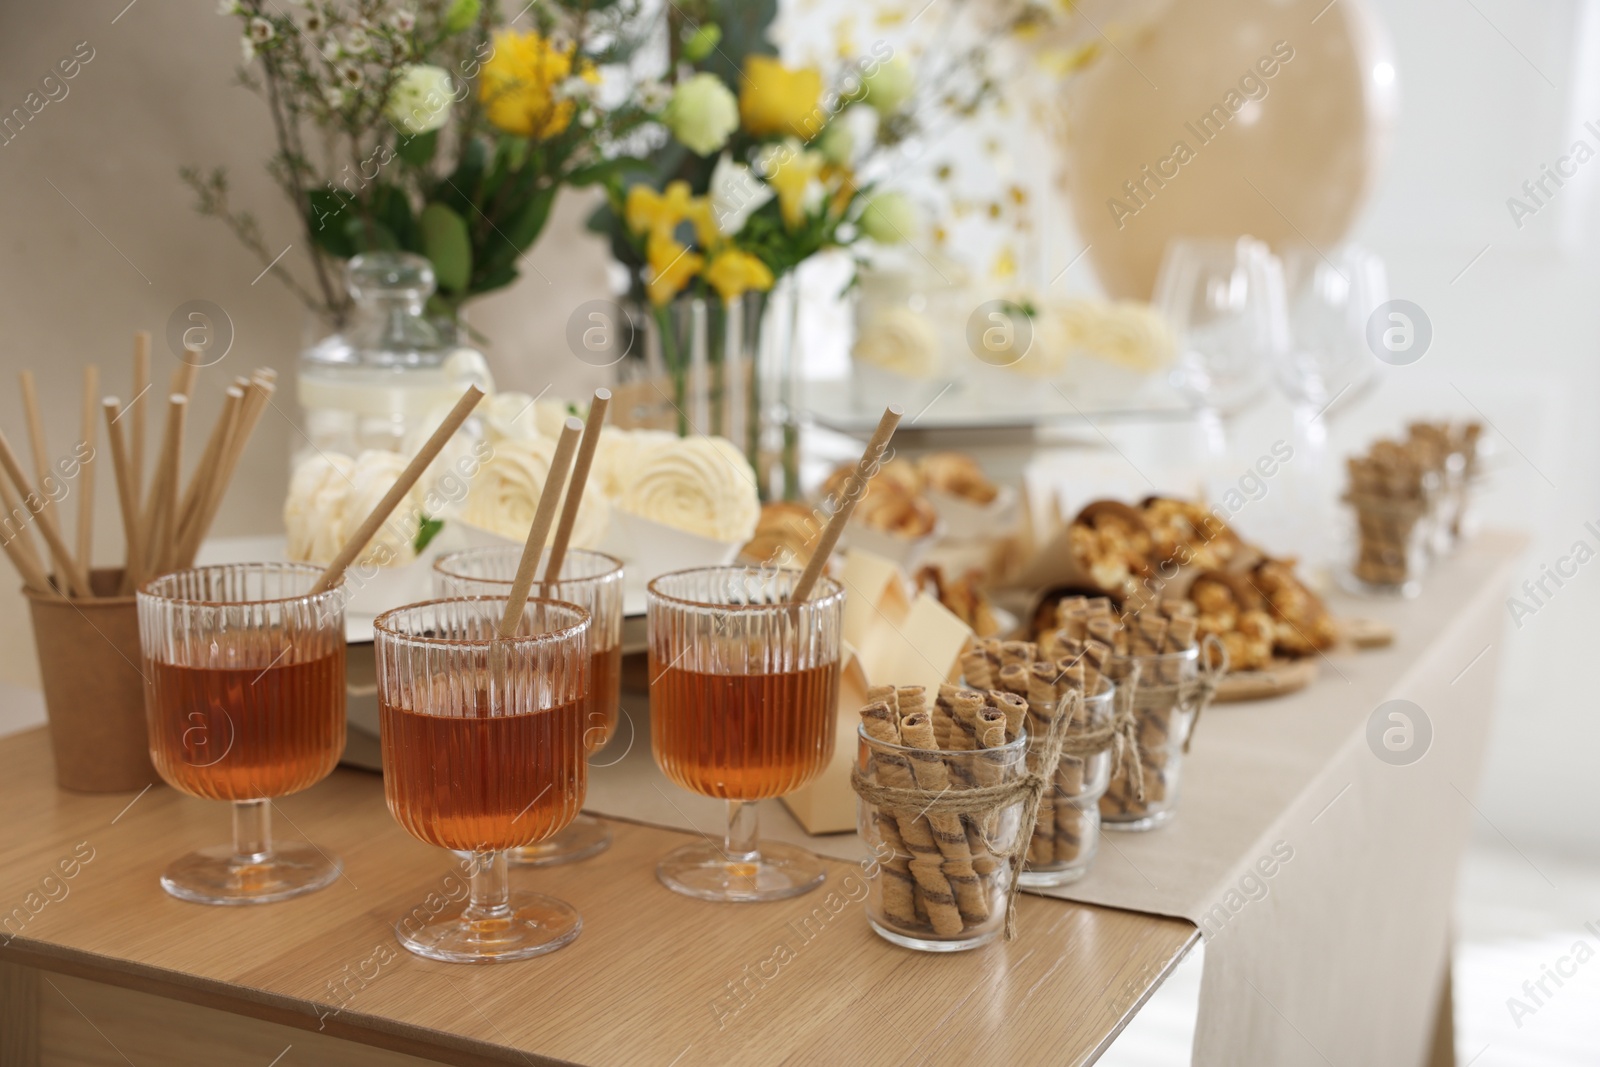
[987,691,1027,742]
[997,663,1030,699]
[1053,801,1088,863]
[895,686,927,718]
[858,703,919,928]
[999,640,1035,668]
[961,648,996,690]
[965,707,1009,877]
[932,685,966,751]
[1167,615,1198,650]
[1055,753,1085,794]
[899,711,976,931]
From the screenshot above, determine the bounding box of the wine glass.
[647,566,844,902]
[138,562,346,905]
[433,546,625,865]
[1278,244,1388,574]
[1153,236,1289,458]
[374,596,590,963]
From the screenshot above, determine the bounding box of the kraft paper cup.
[24,568,160,793]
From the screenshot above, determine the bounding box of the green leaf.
[420,202,472,292]
[472,261,519,295]
[480,185,555,276]
[414,515,445,554]
[395,130,438,167]
[370,184,418,250]
[567,156,653,188]
[307,189,358,257]
[442,0,480,35]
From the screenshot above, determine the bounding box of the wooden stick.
[0,459,47,584]
[542,389,610,586]
[310,385,486,594]
[77,365,99,570]
[130,331,149,513]
[791,405,903,602]
[0,427,91,597]
[500,417,582,638]
[18,371,82,591]
[175,387,241,548]
[169,354,200,399]
[0,509,55,596]
[142,394,187,577]
[103,399,146,595]
[180,376,272,569]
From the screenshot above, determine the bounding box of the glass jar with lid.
[298,252,493,457]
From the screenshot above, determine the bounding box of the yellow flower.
[478,29,590,138]
[625,181,693,241]
[764,143,824,230]
[739,56,824,139]
[645,232,703,306]
[682,195,720,249]
[703,249,774,303]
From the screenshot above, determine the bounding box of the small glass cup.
[857,724,1029,951]
[434,546,624,866]
[138,563,347,905]
[1020,679,1116,887]
[374,597,589,963]
[1101,645,1201,832]
[1340,493,1429,598]
[647,566,844,902]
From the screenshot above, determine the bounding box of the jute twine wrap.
[850,688,1083,940]
[1120,634,1228,756]
[1061,666,1144,802]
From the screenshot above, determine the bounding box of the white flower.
[385,63,453,134]
[390,9,416,32]
[216,1,241,14]
[579,109,597,128]
[323,84,345,108]
[303,11,325,33]
[338,63,365,90]
[816,117,856,166]
[859,191,919,243]
[661,72,739,156]
[853,306,940,378]
[343,27,371,54]
[636,80,670,110]
[248,16,275,42]
[549,31,574,54]
[709,153,773,236]
[556,75,595,102]
[240,35,256,62]
[863,55,914,115]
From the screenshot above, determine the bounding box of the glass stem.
[463,851,512,923]
[725,800,759,865]
[232,799,272,864]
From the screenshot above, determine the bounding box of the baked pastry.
[1250,558,1338,656]
[915,566,1002,636]
[1187,571,1272,671]
[739,502,821,567]
[918,452,999,505]
[1141,497,1243,571]
[821,456,923,503]
[1067,502,1152,599]
[853,485,938,539]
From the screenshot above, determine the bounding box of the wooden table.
[0,727,1196,1067]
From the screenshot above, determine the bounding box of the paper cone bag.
[25,569,160,793]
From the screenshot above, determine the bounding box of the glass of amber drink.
[138,563,347,905]
[433,546,624,866]
[374,597,589,963]
[647,566,844,902]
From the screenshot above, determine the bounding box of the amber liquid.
[381,687,586,852]
[146,643,346,801]
[584,645,623,756]
[650,660,839,800]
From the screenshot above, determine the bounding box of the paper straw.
[499,417,583,638]
[542,389,610,586]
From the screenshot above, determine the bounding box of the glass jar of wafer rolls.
[856,686,1029,952]
[1019,678,1116,887]
[1101,645,1201,831]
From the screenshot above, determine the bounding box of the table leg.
[1425,949,1456,1067]
[1,960,41,1066]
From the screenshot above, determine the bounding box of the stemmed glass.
[648,566,844,902]
[1153,236,1290,462]
[433,546,625,865]
[138,562,346,905]
[374,596,590,963]
[1278,244,1388,572]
